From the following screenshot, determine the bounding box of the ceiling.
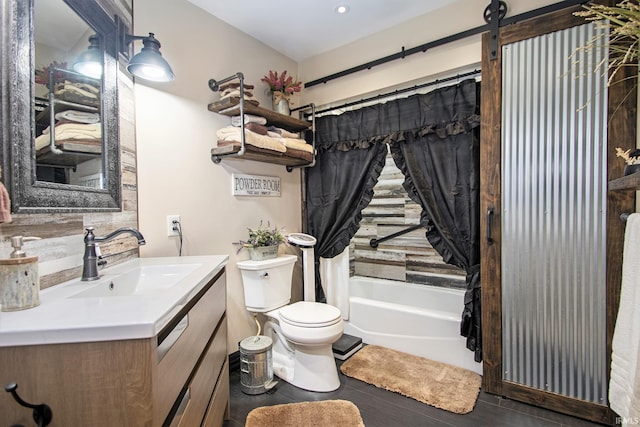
[35,0,90,51]
[187,0,457,61]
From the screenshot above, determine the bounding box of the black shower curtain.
[388,80,482,362]
[306,79,482,361]
[305,115,388,302]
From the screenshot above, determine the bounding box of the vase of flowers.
[616,147,640,175]
[261,70,303,115]
[234,221,286,261]
[34,61,68,90]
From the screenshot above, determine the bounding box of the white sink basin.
[0,255,229,348]
[71,263,201,298]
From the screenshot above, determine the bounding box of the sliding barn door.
[480,5,636,424]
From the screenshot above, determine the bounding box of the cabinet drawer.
[202,360,230,427]
[177,318,227,426]
[154,271,226,422]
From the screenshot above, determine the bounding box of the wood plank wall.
[350,147,466,288]
[0,68,139,290]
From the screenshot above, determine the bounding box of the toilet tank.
[237,254,297,312]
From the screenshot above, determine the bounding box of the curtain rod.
[293,68,480,116]
[304,0,588,88]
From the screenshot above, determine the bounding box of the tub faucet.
[81,227,146,281]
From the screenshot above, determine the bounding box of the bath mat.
[245,399,365,427]
[340,345,481,414]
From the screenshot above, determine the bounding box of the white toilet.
[237,253,344,392]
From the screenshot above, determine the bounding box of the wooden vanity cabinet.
[0,269,229,426]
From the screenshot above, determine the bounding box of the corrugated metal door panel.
[501,22,608,404]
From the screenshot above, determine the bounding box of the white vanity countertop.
[0,255,228,347]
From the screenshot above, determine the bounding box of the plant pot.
[272,96,290,116]
[623,163,640,176]
[248,245,279,261]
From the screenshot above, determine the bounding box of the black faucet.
[81,227,146,281]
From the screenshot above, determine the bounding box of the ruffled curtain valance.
[314,79,480,153]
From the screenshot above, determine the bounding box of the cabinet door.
[154,272,226,422]
[201,362,230,427]
[177,320,227,426]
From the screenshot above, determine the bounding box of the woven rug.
[340,345,482,414]
[245,399,365,427]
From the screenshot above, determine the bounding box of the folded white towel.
[216,126,286,153]
[55,110,100,124]
[221,89,258,103]
[610,212,640,423]
[35,122,102,150]
[269,126,300,139]
[54,81,98,99]
[266,131,314,154]
[231,114,267,126]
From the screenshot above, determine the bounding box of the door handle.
[487,207,494,245]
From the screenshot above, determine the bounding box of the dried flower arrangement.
[34,61,68,88]
[574,1,640,85]
[261,70,303,104]
[615,147,640,164]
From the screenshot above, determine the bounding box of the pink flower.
[261,70,303,96]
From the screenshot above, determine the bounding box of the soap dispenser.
[0,236,40,311]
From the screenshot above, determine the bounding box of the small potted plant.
[235,221,286,261]
[616,147,640,176]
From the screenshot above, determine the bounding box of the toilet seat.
[279,301,342,328]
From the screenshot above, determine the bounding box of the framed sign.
[232,173,281,197]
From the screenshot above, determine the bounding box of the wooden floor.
[222,357,605,427]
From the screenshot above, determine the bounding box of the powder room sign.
[232,173,281,197]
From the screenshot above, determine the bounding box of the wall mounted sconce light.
[74,31,174,82]
[124,33,175,82]
[73,35,103,79]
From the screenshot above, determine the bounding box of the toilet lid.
[279,301,342,328]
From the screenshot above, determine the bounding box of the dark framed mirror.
[1,0,121,213]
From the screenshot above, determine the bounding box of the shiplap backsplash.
[350,148,466,288]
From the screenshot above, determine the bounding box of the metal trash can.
[239,335,277,395]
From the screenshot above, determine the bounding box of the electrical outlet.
[167,215,181,237]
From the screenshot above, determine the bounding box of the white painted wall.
[299,0,559,108]
[133,0,566,353]
[134,0,303,351]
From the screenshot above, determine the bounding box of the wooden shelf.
[211,144,311,168]
[207,98,311,132]
[208,73,315,171]
[608,171,640,191]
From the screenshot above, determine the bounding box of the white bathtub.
[343,276,483,375]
